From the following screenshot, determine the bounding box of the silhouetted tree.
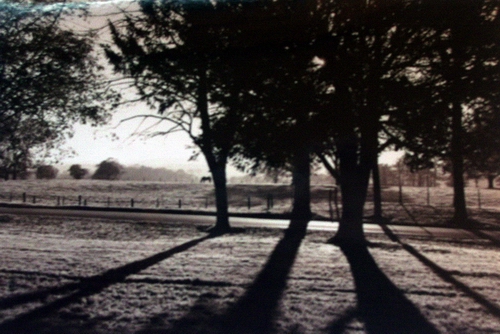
[217,1,326,231]
[463,100,500,189]
[36,165,58,180]
[69,164,89,180]
[312,0,441,244]
[387,1,500,225]
[0,1,117,180]
[104,0,258,233]
[92,159,123,180]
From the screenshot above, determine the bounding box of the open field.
[1,214,500,333]
[1,179,499,228]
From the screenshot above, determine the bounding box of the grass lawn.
[1,214,500,333]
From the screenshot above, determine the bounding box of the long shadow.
[326,307,358,334]
[465,226,500,247]
[339,243,439,334]
[218,227,305,333]
[154,225,307,334]
[380,225,500,320]
[0,234,214,334]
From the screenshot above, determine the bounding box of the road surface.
[1,205,499,240]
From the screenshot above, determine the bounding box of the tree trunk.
[488,175,496,189]
[288,144,311,234]
[197,65,231,234]
[372,157,383,220]
[210,164,231,233]
[330,138,372,245]
[450,102,468,225]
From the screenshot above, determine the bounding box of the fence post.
[398,181,403,204]
[62,197,65,206]
[426,176,430,206]
[477,187,482,210]
[84,199,87,206]
[131,199,134,208]
[247,196,251,210]
[32,196,36,204]
[266,194,274,210]
[178,199,182,209]
[78,195,82,206]
[156,198,160,208]
[328,189,334,221]
[22,192,26,203]
[57,196,60,206]
[334,187,340,221]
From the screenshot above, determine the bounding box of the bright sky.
[58,0,403,176]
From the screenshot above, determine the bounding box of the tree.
[463,100,500,189]
[206,0,327,234]
[36,165,58,180]
[426,2,499,224]
[69,164,89,180]
[387,1,500,225]
[0,1,117,180]
[310,0,444,244]
[104,0,295,233]
[92,159,123,180]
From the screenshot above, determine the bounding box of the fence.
[0,185,496,224]
[0,189,340,214]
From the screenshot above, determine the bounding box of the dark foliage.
[0,1,117,180]
[92,159,123,181]
[68,164,89,180]
[35,165,58,180]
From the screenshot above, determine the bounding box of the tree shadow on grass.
[218,228,305,333]
[331,243,439,334]
[0,234,215,334]
[379,224,500,320]
[461,220,500,247]
[148,225,307,334]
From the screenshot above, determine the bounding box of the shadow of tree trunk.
[340,244,439,334]
[0,235,214,334]
[219,228,305,333]
[155,226,306,334]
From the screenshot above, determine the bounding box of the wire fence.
[0,185,497,225]
[0,190,312,213]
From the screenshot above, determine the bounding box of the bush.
[69,164,89,180]
[36,165,58,179]
[92,159,123,180]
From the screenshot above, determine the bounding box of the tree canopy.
[92,159,123,180]
[0,1,117,179]
[104,0,500,241]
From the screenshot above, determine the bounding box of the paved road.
[1,206,499,241]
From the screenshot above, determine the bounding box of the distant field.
[0,179,499,227]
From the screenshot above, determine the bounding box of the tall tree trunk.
[451,102,468,225]
[288,144,311,234]
[197,64,231,233]
[210,163,231,233]
[488,175,496,189]
[330,138,372,245]
[372,156,383,220]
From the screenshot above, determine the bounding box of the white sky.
[57,0,404,176]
